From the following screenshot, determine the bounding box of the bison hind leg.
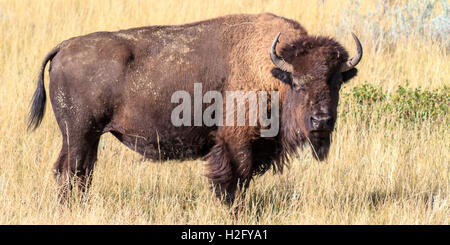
[53,122,102,204]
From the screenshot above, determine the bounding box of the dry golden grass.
[0,0,448,224]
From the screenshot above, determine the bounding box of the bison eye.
[292,77,305,91]
[293,85,304,92]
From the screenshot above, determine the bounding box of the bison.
[28,13,362,203]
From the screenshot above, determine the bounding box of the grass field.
[0,0,448,224]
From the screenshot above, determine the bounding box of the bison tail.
[27,46,60,131]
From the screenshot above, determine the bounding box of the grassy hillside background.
[0,0,448,224]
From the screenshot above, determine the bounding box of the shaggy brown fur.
[28,13,360,203]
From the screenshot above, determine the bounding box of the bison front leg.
[206,133,253,204]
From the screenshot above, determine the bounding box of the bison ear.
[341,68,358,83]
[271,68,293,86]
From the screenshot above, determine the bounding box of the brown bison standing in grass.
[28,13,362,203]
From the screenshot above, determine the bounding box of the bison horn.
[340,33,363,72]
[270,32,294,73]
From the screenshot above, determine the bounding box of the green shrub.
[339,84,449,126]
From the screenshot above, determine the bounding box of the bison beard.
[309,135,331,161]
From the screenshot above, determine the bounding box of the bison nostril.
[311,114,333,130]
[311,117,320,128]
[325,118,334,128]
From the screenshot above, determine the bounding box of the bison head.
[270,32,362,161]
